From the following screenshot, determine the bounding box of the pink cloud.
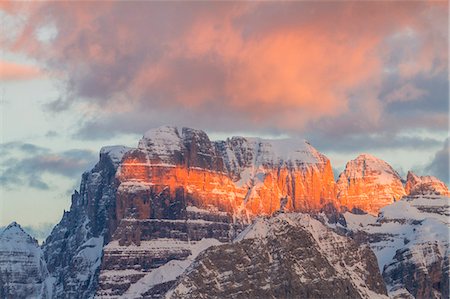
[1,1,447,136]
[0,60,42,81]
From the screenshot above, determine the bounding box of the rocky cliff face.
[116,126,337,222]
[96,207,243,297]
[4,126,448,298]
[343,182,450,299]
[0,222,52,299]
[41,146,130,298]
[337,154,406,215]
[95,126,338,297]
[32,126,340,298]
[168,213,388,299]
[405,171,450,196]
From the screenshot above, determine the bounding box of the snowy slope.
[0,222,53,298]
[168,213,388,299]
[343,193,450,298]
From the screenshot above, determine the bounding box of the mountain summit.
[0,223,52,298]
[336,154,406,215]
[405,171,450,196]
[2,126,448,298]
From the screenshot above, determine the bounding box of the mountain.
[168,213,388,299]
[0,222,53,298]
[96,126,338,297]
[405,171,450,196]
[337,154,406,215]
[2,126,448,298]
[37,126,339,298]
[117,126,337,220]
[41,145,131,298]
[342,181,450,298]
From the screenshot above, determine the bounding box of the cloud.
[0,142,97,190]
[307,133,443,153]
[384,83,427,103]
[0,141,49,155]
[425,138,449,184]
[0,60,42,81]
[1,2,447,148]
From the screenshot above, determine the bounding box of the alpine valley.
[1,126,448,299]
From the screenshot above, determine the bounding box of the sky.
[0,1,448,236]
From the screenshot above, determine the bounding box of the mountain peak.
[3,221,27,236]
[6,221,20,229]
[405,170,449,196]
[342,154,402,183]
[142,125,181,139]
[337,154,406,215]
[356,153,381,160]
[0,222,50,298]
[100,145,133,167]
[0,221,38,248]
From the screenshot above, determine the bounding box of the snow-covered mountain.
[405,171,450,197]
[168,213,388,299]
[117,126,337,221]
[343,189,449,298]
[1,126,448,298]
[0,222,53,298]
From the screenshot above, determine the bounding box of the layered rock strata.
[343,183,450,299]
[0,223,52,299]
[337,154,406,215]
[168,213,388,299]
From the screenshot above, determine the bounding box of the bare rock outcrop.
[337,154,406,215]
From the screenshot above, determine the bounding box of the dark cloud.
[45,130,59,138]
[307,133,443,153]
[0,142,49,155]
[425,138,449,184]
[0,143,97,190]
[383,75,448,115]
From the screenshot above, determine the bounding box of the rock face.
[405,171,450,196]
[343,188,450,299]
[96,126,337,297]
[5,126,448,298]
[41,145,131,298]
[96,208,242,297]
[337,154,406,215]
[32,126,338,298]
[0,222,52,299]
[117,126,337,221]
[168,213,388,299]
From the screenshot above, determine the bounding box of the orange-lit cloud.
[0,60,42,81]
[0,1,447,138]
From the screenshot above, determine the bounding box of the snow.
[232,213,388,299]
[343,194,450,274]
[100,145,133,166]
[186,205,228,216]
[225,137,325,169]
[0,222,51,298]
[343,212,377,230]
[73,237,104,282]
[244,137,323,164]
[136,126,327,182]
[0,222,40,254]
[234,216,270,241]
[139,126,183,159]
[120,238,221,298]
[342,153,402,185]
